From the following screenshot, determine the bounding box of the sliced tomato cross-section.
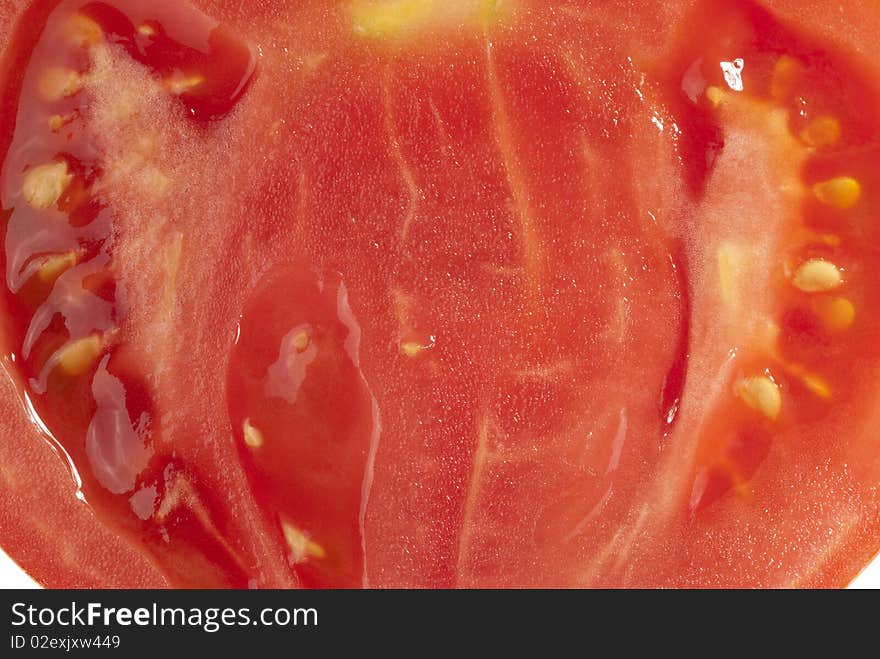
[0,0,879,588]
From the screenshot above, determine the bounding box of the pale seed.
[65,14,102,48]
[38,67,82,102]
[770,55,803,100]
[793,259,843,293]
[22,161,72,209]
[36,252,78,284]
[242,418,264,448]
[56,335,103,376]
[281,520,326,563]
[736,375,782,421]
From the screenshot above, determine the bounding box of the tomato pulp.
[0,0,879,588]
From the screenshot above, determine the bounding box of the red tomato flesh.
[0,0,879,588]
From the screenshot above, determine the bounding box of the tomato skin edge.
[0,369,168,588]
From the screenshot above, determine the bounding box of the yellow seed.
[65,13,102,47]
[291,330,310,352]
[800,372,832,399]
[812,177,861,209]
[770,55,803,100]
[281,520,326,563]
[801,116,841,148]
[717,243,745,310]
[718,457,753,500]
[36,252,78,284]
[818,234,842,248]
[782,362,834,400]
[705,85,724,107]
[736,375,782,421]
[164,73,204,95]
[56,335,103,376]
[793,259,843,293]
[38,67,82,101]
[138,24,156,37]
[812,296,855,331]
[48,114,69,132]
[400,341,422,357]
[242,418,264,448]
[22,162,73,209]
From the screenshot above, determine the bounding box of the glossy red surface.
[0,0,878,588]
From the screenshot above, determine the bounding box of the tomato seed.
[281,519,326,564]
[793,258,844,293]
[55,334,104,377]
[35,252,79,285]
[812,176,861,209]
[22,161,72,209]
[801,116,842,148]
[242,418,265,449]
[812,296,856,331]
[64,13,102,48]
[736,375,782,420]
[37,66,82,101]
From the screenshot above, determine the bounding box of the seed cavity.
[281,519,326,564]
[38,67,83,101]
[792,258,843,293]
[812,176,861,209]
[22,161,73,209]
[736,375,782,421]
[801,116,841,148]
[812,296,855,331]
[242,418,264,448]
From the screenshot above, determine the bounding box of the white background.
[1,543,878,588]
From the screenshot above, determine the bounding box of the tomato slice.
[1,0,879,588]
